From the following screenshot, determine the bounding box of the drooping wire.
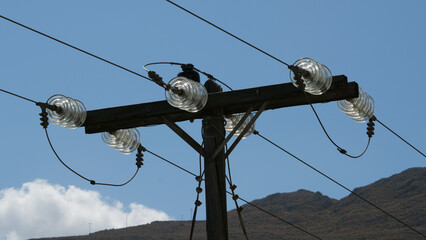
[253,130,426,238]
[0,15,154,83]
[44,128,92,183]
[165,0,291,67]
[0,88,37,104]
[38,104,141,187]
[89,167,140,187]
[145,148,322,239]
[304,92,372,158]
[44,127,140,187]
[375,118,425,158]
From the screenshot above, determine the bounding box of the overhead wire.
[375,118,425,158]
[189,142,205,240]
[0,15,155,83]
[145,146,323,240]
[304,92,372,158]
[253,130,426,238]
[165,0,291,67]
[235,194,323,240]
[145,149,198,178]
[0,88,38,104]
[44,127,140,187]
[193,66,234,91]
[2,3,423,237]
[0,91,142,187]
[189,177,203,240]
[225,145,249,240]
[163,0,423,159]
[142,61,234,91]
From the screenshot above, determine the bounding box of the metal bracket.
[209,105,255,160]
[161,116,207,158]
[211,101,269,160]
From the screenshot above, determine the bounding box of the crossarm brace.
[161,116,207,158]
[212,101,269,160]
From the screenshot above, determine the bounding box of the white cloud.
[0,179,171,240]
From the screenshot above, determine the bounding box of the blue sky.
[0,1,425,239]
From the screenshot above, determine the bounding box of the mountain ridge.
[34,167,426,240]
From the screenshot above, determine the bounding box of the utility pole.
[83,66,358,240]
[202,80,228,239]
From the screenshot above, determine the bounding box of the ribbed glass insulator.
[290,58,332,95]
[46,94,87,129]
[165,77,208,113]
[224,113,255,139]
[337,87,375,122]
[101,128,141,154]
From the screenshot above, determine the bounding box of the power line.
[375,118,425,158]
[304,92,372,158]
[145,149,198,178]
[146,148,323,240]
[225,146,249,240]
[165,0,291,67]
[0,15,153,83]
[0,89,143,186]
[235,194,323,240]
[253,130,426,238]
[0,88,37,104]
[44,125,140,187]
[142,61,234,91]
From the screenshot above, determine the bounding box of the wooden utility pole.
[83,72,358,240]
[202,80,228,239]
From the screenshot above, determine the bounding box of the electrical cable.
[304,92,372,158]
[165,0,291,67]
[199,142,204,176]
[0,88,37,104]
[375,118,425,158]
[234,193,323,240]
[91,168,140,187]
[142,61,184,72]
[38,101,141,187]
[189,142,206,240]
[142,61,234,91]
[44,127,140,187]
[253,130,426,238]
[145,149,198,178]
[189,177,203,240]
[193,67,234,91]
[0,15,155,83]
[225,145,249,240]
[146,147,322,240]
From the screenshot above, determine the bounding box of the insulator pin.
[46,94,87,129]
[102,128,141,154]
[337,87,375,122]
[224,113,255,138]
[290,58,332,95]
[165,77,208,113]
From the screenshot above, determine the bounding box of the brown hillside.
[34,167,426,240]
